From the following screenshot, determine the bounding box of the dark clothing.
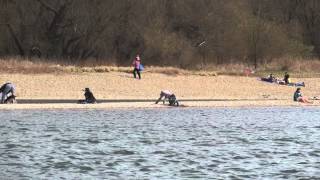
[293,91,302,101]
[156,90,173,104]
[4,95,16,104]
[78,88,96,104]
[261,77,274,83]
[284,74,290,84]
[261,74,275,83]
[168,94,179,106]
[155,90,179,106]
[133,68,141,79]
[84,91,96,103]
[0,83,15,104]
[0,83,10,92]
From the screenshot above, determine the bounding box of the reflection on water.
[1,107,320,179]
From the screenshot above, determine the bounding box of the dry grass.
[261,57,320,72]
[206,63,249,76]
[255,58,320,78]
[0,57,320,77]
[0,58,218,76]
[144,66,218,76]
[0,58,62,73]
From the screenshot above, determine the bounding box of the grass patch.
[0,57,319,77]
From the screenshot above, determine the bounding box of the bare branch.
[6,24,25,56]
[35,0,58,14]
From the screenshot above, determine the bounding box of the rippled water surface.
[1,107,320,179]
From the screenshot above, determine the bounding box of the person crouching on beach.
[293,88,312,103]
[78,88,97,104]
[132,54,141,79]
[0,82,16,104]
[155,90,179,106]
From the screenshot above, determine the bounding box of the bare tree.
[0,0,318,67]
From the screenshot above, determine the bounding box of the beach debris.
[262,94,271,98]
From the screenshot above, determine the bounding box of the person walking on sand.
[0,82,16,104]
[293,88,312,103]
[78,88,97,104]
[132,54,141,79]
[155,90,179,106]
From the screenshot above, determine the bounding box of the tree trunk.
[6,24,25,56]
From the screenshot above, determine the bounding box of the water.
[0,107,320,179]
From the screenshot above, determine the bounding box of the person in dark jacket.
[78,88,97,104]
[168,94,179,106]
[4,95,16,104]
[284,72,290,84]
[0,82,16,104]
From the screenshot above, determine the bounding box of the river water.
[0,107,320,179]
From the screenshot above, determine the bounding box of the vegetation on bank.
[1,1,320,69]
[1,57,320,78]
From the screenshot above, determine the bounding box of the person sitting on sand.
[155,90,179,106]
[0,82,16,104]
[132,54,142,79]
[284,72,290,84]
[283,72,305,87]
[293,88,312,103]
[261,74,276,83]
[78,88,97,104]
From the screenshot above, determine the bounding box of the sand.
[0,72,319,109]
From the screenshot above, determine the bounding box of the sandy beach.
[0,72,319,109]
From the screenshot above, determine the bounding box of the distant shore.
[0,71,319,109]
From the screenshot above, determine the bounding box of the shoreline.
[15,98,287,104]
[0,99,318,110]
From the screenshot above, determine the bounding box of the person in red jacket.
[132,54,141,79]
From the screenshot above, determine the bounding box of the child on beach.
[132,54,142,79]
[293,88,312,103]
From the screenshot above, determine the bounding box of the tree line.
[0,0,320,69]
